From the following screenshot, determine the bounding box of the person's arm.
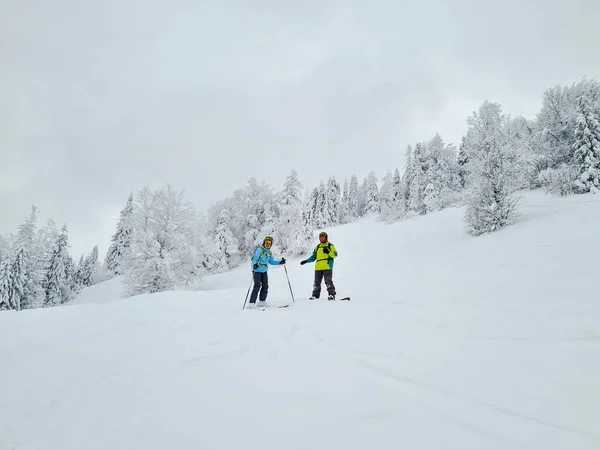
[301,248,317,265]
[324,244,338,259]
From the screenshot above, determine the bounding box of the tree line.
[1,76,599,310]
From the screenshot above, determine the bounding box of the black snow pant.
[312,270,336,298]
[249,271,269,303]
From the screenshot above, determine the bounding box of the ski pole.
[283,264,295,303]
[242,275,253,310]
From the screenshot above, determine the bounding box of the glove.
[322,247,330,254]
[253,264,258,270]
[300,260,306,265]
[280,257,286,264]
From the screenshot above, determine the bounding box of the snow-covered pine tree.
[12,206,44,309]
[324,176,342,225]
[303,187,320,231]
[340,178,350,224]
[72,255,85,292]
[388,168,405,219]
[104,193,134,276]
[0,234,9,263]
[8,247,26,310]
[464,101,521,236]
[347,174,359,219]
[408,143,427,215]
[377,171,393,218]
[363,171,380,214]
[80,246,99,288]
[43,224,72,306]
[421,134,461,212]
[0,256,15,310]
[572,91,600,193]
[401,145,413,213]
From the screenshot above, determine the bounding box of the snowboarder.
[300,231,338,300]
[249,236,285,306]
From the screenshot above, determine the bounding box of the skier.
[300,231,338,300]
[249,236,285,306]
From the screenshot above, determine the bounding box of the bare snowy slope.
[1,190,599,450]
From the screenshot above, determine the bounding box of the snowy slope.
[1,190,599,450]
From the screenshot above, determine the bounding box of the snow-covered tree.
[340,178,350,223]
[104,193,134,276]
[463,101,521,235]
[532,77,600,173]
[80,246,99,288]
[0,235,9,262]
[212,208,239,271]
[124,185,202,296]
[421,134,461,212]
[0,256,16,310]
[390,168,405,219]
[408,143,427,215]
[11,206,45,309]
[43,224,72,306]
[378,171,393,217]
[347,174,359,219]
[323,176,342,225]
[572,92,600,193]
[457,136,470,189]
[275,171,311,255]
[364,172,380,214]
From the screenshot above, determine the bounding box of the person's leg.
[259,271,269,302]
[324,270,336,298]
[312,270,323,298]
[249,271,262,303]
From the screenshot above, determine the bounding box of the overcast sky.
[1,0,599,258]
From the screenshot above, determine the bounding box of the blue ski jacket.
[251,245,282,273]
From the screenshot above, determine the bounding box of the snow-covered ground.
[1,190,599,450]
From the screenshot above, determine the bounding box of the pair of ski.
[249,296,351,311]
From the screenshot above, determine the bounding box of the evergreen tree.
[421,134,461,212]
[347,174,359,219]
[572,92,600,193]
[340,178,350,223]
[13,206,44,309]
[80,246,99,288]
[401,145,414,213]
[43,225,71,306]
[457,136,470,189]
[378,171,393,217]
[408,143,427,215]
[389,168,405,219]
[324,176,342,225]
[0,257,15,310]
[104,193,134,276]
[363,172,381,215]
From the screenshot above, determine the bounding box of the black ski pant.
[312,270,336,298]
[249,271,269,303]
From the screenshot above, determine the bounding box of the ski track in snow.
[1,190,599,450]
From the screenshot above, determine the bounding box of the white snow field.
[1,190,599,450]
